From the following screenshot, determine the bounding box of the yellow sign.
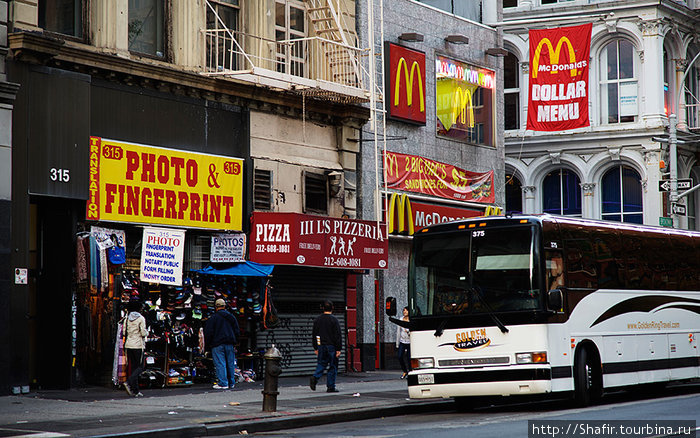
[531,37,578,79]
[87,137,244,230]
[436,79,477,131]
[388,193,414,235]
[394,57,425,112]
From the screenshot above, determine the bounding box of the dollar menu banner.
[384,151,494,203]
[527,23,592,131]
[249,212,388,270]
[87,137,244,230]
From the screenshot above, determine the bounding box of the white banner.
[140,227,186,286]
[210,233,246,263]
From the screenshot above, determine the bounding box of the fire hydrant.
[262,344,282,412]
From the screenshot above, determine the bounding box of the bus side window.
[546,251,564,291]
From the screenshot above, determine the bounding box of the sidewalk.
[0,371,451,437]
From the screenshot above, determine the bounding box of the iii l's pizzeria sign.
[87,137,244,230]
[527,23,592,131]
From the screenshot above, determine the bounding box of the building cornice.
[7,31,371,125]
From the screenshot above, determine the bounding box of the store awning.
[196,261,274,277]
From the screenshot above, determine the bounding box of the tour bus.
[386,214,700,406]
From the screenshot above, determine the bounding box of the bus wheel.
[574,347,602,406]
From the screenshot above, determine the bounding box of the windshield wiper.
[469,287,509,334]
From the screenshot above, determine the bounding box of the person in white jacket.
[124,299,148,397]
[395,306,411,379]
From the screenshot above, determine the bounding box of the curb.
[90,399,452,437]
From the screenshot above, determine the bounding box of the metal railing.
[202,29,365,93]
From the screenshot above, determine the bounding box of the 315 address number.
[50,168,70,183]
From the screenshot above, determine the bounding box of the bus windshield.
[409,225,541,317]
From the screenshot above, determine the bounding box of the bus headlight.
[411,358,435,369]
[515,352,547,364]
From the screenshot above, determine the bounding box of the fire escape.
[201,0,370,104]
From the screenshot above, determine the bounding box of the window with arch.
[542,169,581,216]
[600,39,638,124]
[505,173,522,214]
[504,52,520,130]
[601,164,642,223]
[685,50,700,130]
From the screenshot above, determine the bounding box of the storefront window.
[542,169,581,216]
[39,0,83,38]
[601,165,642,224]
[128,0,165,57]
[436,55,495,146]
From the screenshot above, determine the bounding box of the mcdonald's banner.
[86,137,244,230]
[384,151,495,203]
[527,23,592,131]
[386,42,426,124]
[249,212,388,269]
[436,55,495,146]
[386,193,485,236]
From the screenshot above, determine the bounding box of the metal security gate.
[257,266,346,376]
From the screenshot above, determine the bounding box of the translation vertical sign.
[140,227,186,286]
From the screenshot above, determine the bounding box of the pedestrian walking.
[310,300,342,393]
[124,299,147,397]
[204,298,240,390]
[396,306,411,379]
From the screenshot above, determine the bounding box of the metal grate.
[254,168,272,210]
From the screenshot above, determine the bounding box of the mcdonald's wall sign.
[386,193,501,236]
[527,23,591,132]
[386,42,426,124]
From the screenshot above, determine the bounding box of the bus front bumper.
[406,366,552,399]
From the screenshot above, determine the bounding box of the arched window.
[542,169,581,216]
[505,173,522,214]
[504,52,520,130]
[601,165,642,223]
[686,50,700,130]
[600,39,638,124]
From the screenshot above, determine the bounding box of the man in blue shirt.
[205,298,240,390]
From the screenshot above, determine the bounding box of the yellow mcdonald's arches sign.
[436,80,477,132]
[483,206,503,217]
[531,36,578,79]
[395,57,425,112]
[385,151,400,178]
[388,193,414,235]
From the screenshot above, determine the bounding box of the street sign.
[659,217,673,227]
[658,178,693,192]
[672,203,687,216]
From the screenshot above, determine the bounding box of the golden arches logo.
[531,37,577,79]
[394,58,425,112]
[451,87,475,128]
[483,206,502,217]
[385,152,399,178]
[388,193,414,235]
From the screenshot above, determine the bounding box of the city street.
[251,384,700,438]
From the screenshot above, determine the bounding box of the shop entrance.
[30,197,79,389]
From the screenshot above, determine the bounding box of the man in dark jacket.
[204,298,240,389]
[310,300,342,392]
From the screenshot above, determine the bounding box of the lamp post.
[669,50,700,228]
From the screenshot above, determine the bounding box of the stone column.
[580,182,596,219]
[522,185,536,214]
[638,19,666,128]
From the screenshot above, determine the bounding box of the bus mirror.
[385,297,397,317]
[547,289,563,312]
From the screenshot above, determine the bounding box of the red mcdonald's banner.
[386,42,426,124]
[249,212,388,269]
[384,151,494,204]
[527,23,591,132]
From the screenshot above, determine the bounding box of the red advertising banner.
[386,193,483,236]
[249,212,388,270]
[527,23,591,132]
[387,42,426,124]
[384,151,494,203]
